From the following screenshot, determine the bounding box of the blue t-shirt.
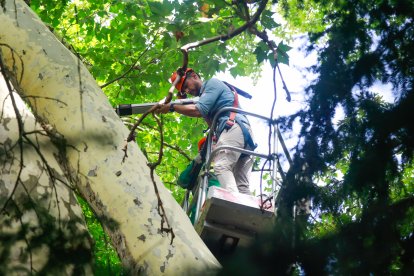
[195,78,249,135]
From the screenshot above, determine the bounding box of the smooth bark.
[0,72,93,274]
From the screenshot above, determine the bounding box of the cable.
[259,62,278,211]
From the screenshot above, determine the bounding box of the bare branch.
[0,48,25,213]
[162,141,192,162]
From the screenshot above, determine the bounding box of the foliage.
[268,0,414,274]
[26,0,414,274]
[77,197,123,275]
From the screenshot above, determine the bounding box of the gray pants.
[213,123,253,195]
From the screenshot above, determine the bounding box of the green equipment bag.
[178,160,221,190]
[177,160,202,190]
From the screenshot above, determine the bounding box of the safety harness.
[224,84,257,151]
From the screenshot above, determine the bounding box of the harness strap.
[223,81,253,99]
[224,86,257,151]
[225,86,239,128]
[235,116,257,150]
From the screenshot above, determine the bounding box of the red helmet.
[170,68,194,96]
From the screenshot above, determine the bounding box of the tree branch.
[180,0,268,53]
[100,30,163,89]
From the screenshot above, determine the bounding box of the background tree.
[220,0,414,274]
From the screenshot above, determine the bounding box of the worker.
[156,68,256,195]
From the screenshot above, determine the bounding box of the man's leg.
[234,155,253,195]
[234,122,254,195]
[213,124,244,193]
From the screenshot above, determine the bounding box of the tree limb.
[180,0,268,53]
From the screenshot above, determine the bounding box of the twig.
[161,142,192,162]
[0,50,25,213]
[100,30,161,89]
[248,26,291,102]
[21,95,68,106]
[139,121,193,161]
[122,103,161,162]
[0,43,24,84]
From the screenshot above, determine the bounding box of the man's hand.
[155,103,170,114]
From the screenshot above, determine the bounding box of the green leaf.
[148,1,171,17]
[253,41,270,64]
[260,10,280,29]
[276,41,291,65]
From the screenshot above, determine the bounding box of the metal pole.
[194,128,215,224]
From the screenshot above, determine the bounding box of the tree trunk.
[0,0,220,274]
[0,72,93,274]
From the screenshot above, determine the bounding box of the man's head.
[170,68,202,98]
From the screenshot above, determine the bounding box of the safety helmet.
[170,68,194,96]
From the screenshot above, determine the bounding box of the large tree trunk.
[0,0,220,274]
[0,73,93,274]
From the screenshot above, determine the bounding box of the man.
[157,68,255,195]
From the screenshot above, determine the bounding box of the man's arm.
[157,103,202,117]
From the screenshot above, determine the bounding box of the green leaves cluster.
[77,197,122,275]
